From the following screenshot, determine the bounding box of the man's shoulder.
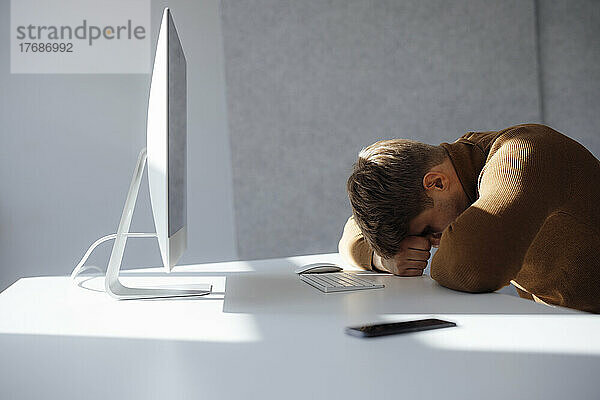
[475,124,593,200]
[487,123,583,157]
[456,124,564,155]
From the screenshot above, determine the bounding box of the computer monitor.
[75,8,211,299]
[147,7,187,271]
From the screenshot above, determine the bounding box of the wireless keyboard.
[299,272,384,293]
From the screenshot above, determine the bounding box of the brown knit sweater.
[339,124,600,313]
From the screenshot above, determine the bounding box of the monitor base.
[105,148,211,300]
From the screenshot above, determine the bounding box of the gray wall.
[222,0,600,261]
[222,0,543,260]
[538,0,600,154]
[0,0,237,290]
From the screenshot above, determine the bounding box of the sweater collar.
[440,140,488,204]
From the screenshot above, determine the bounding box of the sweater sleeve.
[431,127,565,292]
[338,216,374,270]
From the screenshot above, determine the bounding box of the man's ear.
[422,171,448,192]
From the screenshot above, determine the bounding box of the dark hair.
[347,139,447,258]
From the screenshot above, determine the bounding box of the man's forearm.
[338,216,375,270]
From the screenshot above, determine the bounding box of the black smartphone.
[345,318,456,338]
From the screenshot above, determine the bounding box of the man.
[339,123,600,313]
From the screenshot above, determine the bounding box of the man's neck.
[439,141,488,203]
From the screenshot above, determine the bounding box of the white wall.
[0,0,237,291]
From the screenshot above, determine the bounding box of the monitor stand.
[105,148,211,300]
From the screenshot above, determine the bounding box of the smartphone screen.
[345,318,456,338]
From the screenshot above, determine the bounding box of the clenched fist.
[372,236,432,276]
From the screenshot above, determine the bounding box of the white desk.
[1,253,599,400]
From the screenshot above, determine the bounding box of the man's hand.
[372,236,432,276]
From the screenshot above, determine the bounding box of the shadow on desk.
[222,272,578,315]
[68,265,577,314]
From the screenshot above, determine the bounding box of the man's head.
[347,139,470,259]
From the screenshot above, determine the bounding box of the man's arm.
[338,216,374,270]
[338,216,431,275]
[431,127,566,292]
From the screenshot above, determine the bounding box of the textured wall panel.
[222,0,540,260]
[538,0,600,157]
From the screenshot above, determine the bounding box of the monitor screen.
[167,16,187,237]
